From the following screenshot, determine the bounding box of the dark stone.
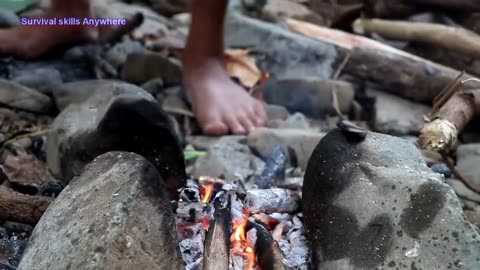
[430,163,452,178]
[47,81,186,198]
[303,129,480,270]
[39,181,65,198]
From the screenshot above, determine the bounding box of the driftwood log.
[353,18,480,59]
[286,18,478,103]
[248,221,291,270]
[0,186,52,225]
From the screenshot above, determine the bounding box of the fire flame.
[201,183,214,203]
[199,177,225,204]
[231,210,256,270]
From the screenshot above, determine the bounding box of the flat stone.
[0,79,53,113]
[446,179,480,203]
[12,67,63,95]
[191,140,264,181]
[46,81,185,195]
[262,78,354,118]
[248,127,326,170]
[122,52,182,85]
[456,143,480,187]
[225,13,338,80]
[18,152,183,270]
[264,104,290,122]
[368,88,431,135]
[303,129,480,270]
[186,135,246,151]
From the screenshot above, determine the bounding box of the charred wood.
[203,192,231,270]
[253,145,287,189]
[247,221,291,270]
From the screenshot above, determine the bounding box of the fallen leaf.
[184,150,206,161]
[225,49,268,88]
[3,154,51,191]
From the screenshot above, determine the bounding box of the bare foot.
[183,59,267,136]
[0,4,97,59]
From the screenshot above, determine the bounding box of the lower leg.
[183,0,267,135]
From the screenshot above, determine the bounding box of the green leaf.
[0,0,36,13]
[184,150,206,161]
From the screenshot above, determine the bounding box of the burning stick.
[245,189,300,214]
[203,191,231,270]
[247,221,292,270]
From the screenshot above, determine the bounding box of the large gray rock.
[369,89,431,135]
[456,143,480,187]
[47,81,186,196]
[18,152,184,270]
[303,129,480,270]
[0,79,53,113]
[248,127,326,170]
[262,78,354,118]
[225,13,338,79]
[192,139,264,181]
[122,52,182,85]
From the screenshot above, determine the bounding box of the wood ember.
[253,145,287,189]
[203,191,231,270]
[0,186,52,225]
[173,201,213,224]
[247,221,291,270]
[353,18,480,59]
[245,189,300,214]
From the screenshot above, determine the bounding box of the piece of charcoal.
[39,180,65,197]
[254,145,287,189]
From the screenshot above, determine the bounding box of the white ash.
[269,213,292,222]
[245,188,300,214]
[178,223,205,270]
[179,179,201,202]
[247,227,258,246]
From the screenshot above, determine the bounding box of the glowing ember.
[199,177,225,204]
[230,210,256,270]
[201,183,214,203]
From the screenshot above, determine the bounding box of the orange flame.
[201,183,214,203]
[230,210,256,270]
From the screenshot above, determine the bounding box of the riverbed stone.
[225,13,338,80]
[0,79,53,113]
[456,143,480,187]
[248,127,326,170]
[18,152,184,270]
[191,140,264,181]
[303,129,480,270]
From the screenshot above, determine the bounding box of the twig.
[430,72,465,119]
[441,152,480,194]
[332,50,351,80]
[331,88,345,120]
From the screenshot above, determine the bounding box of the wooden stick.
[353,18,480,59]
[0,186,52,225]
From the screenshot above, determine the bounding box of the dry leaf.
[225,49,267,88]
[3,154,51,191]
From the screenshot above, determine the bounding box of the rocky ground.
[1,0,480,269]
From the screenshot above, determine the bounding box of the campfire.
[174,177,307,270]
